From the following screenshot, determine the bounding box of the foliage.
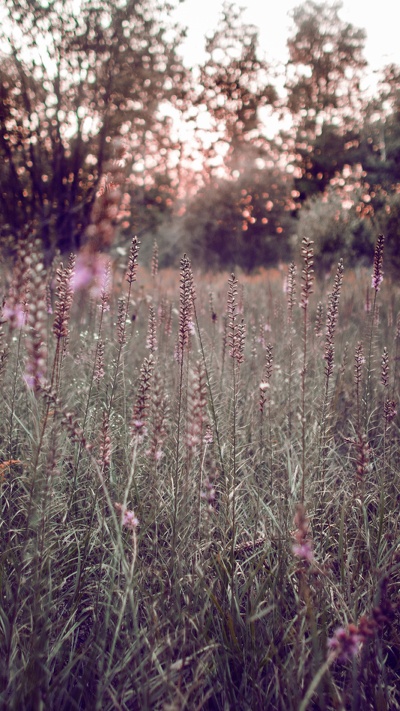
[0,0,186,254]
[0,0,400,275]
[358,65,400,197]
[182,166,295,271]
[0,237,399,710]
[285,0,367,201]
[373,192,400,275]
[292,122,361,201]
[194,2,277,177]
[286,0,366,121]
[295,188,375,274]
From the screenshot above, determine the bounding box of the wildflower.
[146,304,157,353]
[176,254,195,364]
[292,503,314,563]
[353,432,370,484]
[126,236,140,285]
[72,252,109,297]
[201,473,218,512]
[328,624,361,662]
[53,254,75,340]
[292,541,314,562]
[203,424,214,444]
[371,234,384,292]
[131,355,154,442]
[94,339,105,383]
[300,237,314,310]
[117,297,127,345]
[314,301,324,337]
[227,274,245,365]
[380,347,389,388]
[384,399,397,425]
[286,261,296,324]
[151,240,159,279]
[114,502,139,530]
[98,409,111,469]
[354,342,365,385]
[324,259,344,379]
[260,343,273,414]
[3,303,26,329]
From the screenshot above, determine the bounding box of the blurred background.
[1,0,400,275]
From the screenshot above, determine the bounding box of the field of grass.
[0,236,399,710]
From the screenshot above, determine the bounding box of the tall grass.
[0,235,399,710]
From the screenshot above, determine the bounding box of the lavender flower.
[371,234,384,292]
[292,541,314,562]
[292,503,314,563]
[114,502,139,530]
[328,624,361,662]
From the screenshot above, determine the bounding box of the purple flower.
[328,624,361,662]
[292,542,314,562]
[72,253,110,298]
[371,273,383,292]
[114,502,139,531]
[3,303,26,329]
[122,510,139,530]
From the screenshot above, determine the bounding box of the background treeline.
[1,0,400,273]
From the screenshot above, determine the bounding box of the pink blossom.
[371,273,383,292]
[328,624,361,662]
[292,542,314,562]
[122,510,139,530]
[72,253,110,298]
[3,303,26,329]
[114,502,139,531]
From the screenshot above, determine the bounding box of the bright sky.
[173,0,400,77]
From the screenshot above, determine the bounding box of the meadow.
[0,235,399,710]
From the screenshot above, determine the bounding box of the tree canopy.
[0,0,399,272]
[0,0,186,253]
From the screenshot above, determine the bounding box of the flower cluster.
[201,472,218,513]
[286,261,297,324]
[324,259,344,379]
[328,623,362,662]
[131,355,154,441]
[227,273,245,365]
[52,254,75,340]
[371,234,384,292]
[176,254,195,364]
[328,577,393,664]
[259,343,273,414]
[292,503,313,563]
[146,304,157,353]
[300,237,314,310]
[114,502,139,531]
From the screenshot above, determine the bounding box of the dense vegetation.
[1,0,400,271]
[0,234,399,709]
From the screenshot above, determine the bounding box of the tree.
[0,0,186,255]
[182,166,294,271]
[284,1,366,201]
[358,64,400,194]
[193,2,278,178]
